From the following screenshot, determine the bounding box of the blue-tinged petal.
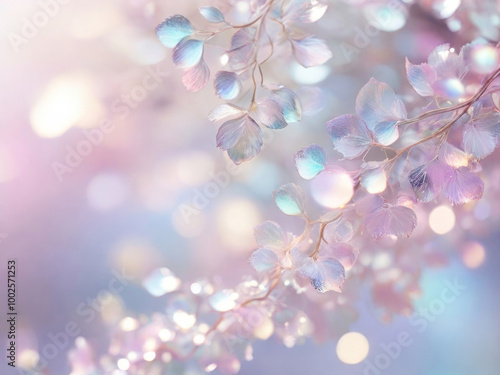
[364,203,417,239]
[298,258,345,293]
[182,59,210,92]
[409,161,452,203]
[254,221,288,252]
[273,88,302,122]
[326,114,372,158]
[199,6,225,23]
[355,78,407,146]
[214,71,242,100]
[273,183,306,216]
[156,15,194,48]
[294,144,326,180]
[405,58,437,97]
[172,38,204,69]
[462,111,500,159]
[253,98,287,129]
[250,248,280,272]
[216,115,263,164]
[291,36,332,68]
[443,167,484,206]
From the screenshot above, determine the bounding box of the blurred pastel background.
[0,0,499,374]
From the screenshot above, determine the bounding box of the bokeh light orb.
[471,45,499,74]
[433,78,464,99]
[429,205,455,234]
[460,242,486,269]
[216,199,261,251]
[336,332,370,364]
[311,169,354,208]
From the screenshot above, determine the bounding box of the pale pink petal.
[182,60,210,92]
[291,36,332,68]
[443,167,484,206]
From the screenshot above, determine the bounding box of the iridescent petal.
[360,163,387,194]
[283,0,328,23]
[214,71,242,100]
[324,217,354,243]
[443,167,484,206]
[405,58,437,97]
[355,78,407,146]
[250,248,280,272]
[156,15,194,48]
[438,142,469,168]
[182,60,210,92]
[409,161,452,203]
[254,221,287,252]
[208,104,245,126]
[172,38,204,69]
[492,93,500,111]
[291,36,332,68]
[298,258,345,293]
[321,243,357,270]
[273,183,306,216]
[294,144,326,180]
[227,28,256,70]
[428,43,467,79]
[199,6,225,23]
[462,111,500,159]
[326,114,372,159]
[364,204,417,239]
[216,115,263,164]
[253,98,287,129]
[273,88,302,122]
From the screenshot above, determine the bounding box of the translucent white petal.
[254,221,288,252]
[250,248,280,272]
[253,98,287,129]
[405,58,437,97]
[216,115,263,164]
[462,111,500,159]
[298,258,345,293]
[322,243,357,270]
[355,78,406,146]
